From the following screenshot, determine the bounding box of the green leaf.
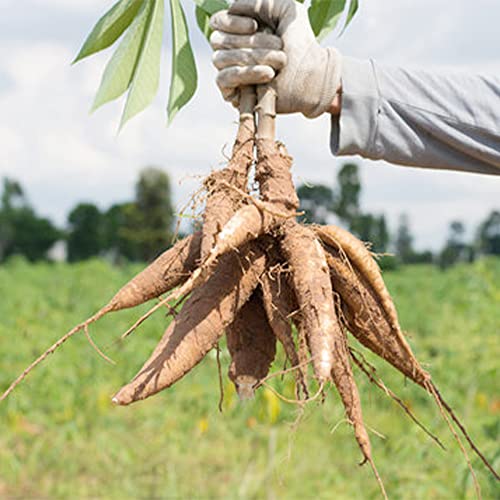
[92,0,153,111]
[194,0,229,42]
[120,0,165,129]
[73,0,143,64]
[167,0,198,123]
[195,6,212,41]
[308,0,346,41]
[192,0,228,16]
[341,0,359,34]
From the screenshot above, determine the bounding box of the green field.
[1,257,499,499]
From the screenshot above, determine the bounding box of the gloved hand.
[210,0,342,118]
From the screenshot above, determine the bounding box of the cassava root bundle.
[2,84,498,497]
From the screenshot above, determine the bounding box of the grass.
[0,256,499,499]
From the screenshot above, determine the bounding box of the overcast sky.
[0,0,499,250]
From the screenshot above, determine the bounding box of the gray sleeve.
[331,57,500,176]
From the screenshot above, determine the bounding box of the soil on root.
[110,231,202,311]
[255,138,298,213]
[280,221,337,383]
[113,240,269,405]
[260,265,309,398]
[322,242,430,387]
[314,224,400,332]
[276,220,378,474]
[201,98,256,260]
[226,289,277,400]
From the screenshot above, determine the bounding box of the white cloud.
[2,42,73,90]
[333,0,500,66]
[0,0,499,250]
[31,0,106,12]
[0,40,237,226]
[0,126,23,165]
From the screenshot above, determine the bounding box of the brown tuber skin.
[322,242,430,387]
[314,225,401,332]
[167,89,300,312]
[112,241,268,405]
[201,87,256,260]
[203,87,277,402]
[226,290,277,400]
[109,231,202,312]
[260,267,309,397]
[280,221,337,383]
[280,221,375,467]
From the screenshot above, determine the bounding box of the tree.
[296,163,363,227]
[110,167,175,262]
[450,221,465,244]
[1,178,24,211]
[112,202,145,261]
[67,203,104,261]
[7,209,60,261]
[0,178,26,259]
[98,168,175,262]
[394,214,414,264]
[438,220,470,269]
[102,202,132,261]
[296,165,392,255]
[477,210,500,255]
[335,163,361,227]
[0,177,60,262]
[351,214,390,253]
[296,183,335,224]
[377,215,390,253]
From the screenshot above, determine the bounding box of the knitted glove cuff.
[304,47,343,118]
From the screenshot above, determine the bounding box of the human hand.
[210,0,342,118]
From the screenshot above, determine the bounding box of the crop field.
[0,257,498,499]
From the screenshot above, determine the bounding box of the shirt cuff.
[330,57,381,158]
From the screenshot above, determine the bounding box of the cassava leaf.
[73,0,143,64]
[194,0,228,42]
[308,0,346,41]
[92,0,152,111]
[192,0,228,16]
[168,0,198,123]
[120,0,165,129]
[195,6,212,41]
[341,0,359,34]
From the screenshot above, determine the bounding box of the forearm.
[331,58,500,176]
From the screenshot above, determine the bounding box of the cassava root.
[3,80,498,498]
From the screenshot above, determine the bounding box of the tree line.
[296,163,499,269]
[0,164,498,268]
[0,167,174,264]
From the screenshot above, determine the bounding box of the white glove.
[210,0,342,118]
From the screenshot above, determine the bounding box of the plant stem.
[239,85,256,121]
[256,84,276,141]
